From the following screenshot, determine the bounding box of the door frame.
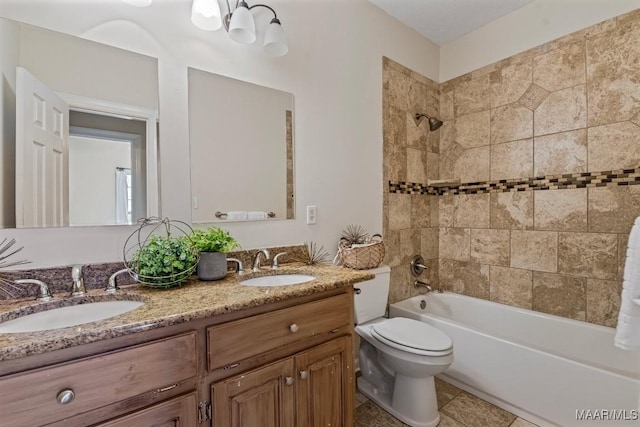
[58,92,159,219]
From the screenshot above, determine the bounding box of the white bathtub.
[389,293,640,427]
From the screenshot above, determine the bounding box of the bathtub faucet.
[414,279,433,293]
[414,279,442,293]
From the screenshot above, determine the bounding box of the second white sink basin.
[0,301,144,333]
[240,274,315,287]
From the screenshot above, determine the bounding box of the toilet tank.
[353,265,391,324]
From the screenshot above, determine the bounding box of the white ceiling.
[368,0,536,46]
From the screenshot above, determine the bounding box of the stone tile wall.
[383,10,640,327]
[382,57,440,304]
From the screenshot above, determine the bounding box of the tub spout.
[413,279,433,293]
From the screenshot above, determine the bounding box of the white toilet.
[354,265,453,427]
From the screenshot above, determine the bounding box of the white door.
[15,67,69,227]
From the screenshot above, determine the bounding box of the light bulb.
[263,18,288,57]
[191,0,222,31]
[228,1,256,44]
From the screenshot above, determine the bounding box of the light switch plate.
[306,205,317,225]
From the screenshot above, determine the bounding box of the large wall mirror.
[0,17,159,229]
[188,67,294,223]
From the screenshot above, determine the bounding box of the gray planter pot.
[197,252,227,281]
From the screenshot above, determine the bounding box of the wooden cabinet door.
[294,336,354,427]
[212,358,296,427]
[96,393,197,426]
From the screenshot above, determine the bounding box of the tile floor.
[355,377,538,427]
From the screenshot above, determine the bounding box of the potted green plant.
[191,227,240,281]
[131,234,199,288]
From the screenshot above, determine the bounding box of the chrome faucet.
[414,279,433,293]
[14,279,52,302]
[71,265,85,297]
[107,269,130,294]
[271,252,287,270]
[252,249,270,272]
[227,258,244,275]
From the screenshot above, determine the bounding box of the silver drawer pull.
[157,383,179,393]
[289,323,299,333]
[56,389,75,405]
[300,370,309,380]
[285,376,294,386]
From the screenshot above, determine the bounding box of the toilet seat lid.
[371,317,452,356]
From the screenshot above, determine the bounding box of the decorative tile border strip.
[389,167,640,196]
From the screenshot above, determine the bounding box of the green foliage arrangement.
[190,227,239,253]
[131,235,198,287]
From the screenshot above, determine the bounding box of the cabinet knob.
[56,389,75,405]
[300,370,309,380]
[285,376,294,386]
[289,323,299,333]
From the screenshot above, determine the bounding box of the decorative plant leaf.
[295,242,330,265]
[0,238,30,298]
[340,225,370,246]
[190,227,240,253]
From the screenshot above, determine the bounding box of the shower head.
[414,113,443,131]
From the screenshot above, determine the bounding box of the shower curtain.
[115,168,129,225]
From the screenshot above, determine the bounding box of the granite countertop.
[0,264,374,362]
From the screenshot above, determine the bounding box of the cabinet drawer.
[208,293,351,371]
[0,332,197,427]
[97,393,197,427]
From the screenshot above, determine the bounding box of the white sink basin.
[0,301,144,333]
[240,274,315,287]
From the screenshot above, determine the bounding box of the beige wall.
[385,9,640,327]
[0,0,439,268]
[440,0,640,81]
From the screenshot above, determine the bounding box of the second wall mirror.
[188,67,294,223]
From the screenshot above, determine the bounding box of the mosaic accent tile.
[518,83,549,110]
[388,167,640,197]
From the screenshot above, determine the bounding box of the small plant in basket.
[124,218,199,289]
[190,227,240,281]
[336,225,384,270]
[130,235,198,287]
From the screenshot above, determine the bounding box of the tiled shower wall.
[384,9,640,327]
[382,57,440,304]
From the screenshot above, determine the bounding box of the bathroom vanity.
[0,265,373,426]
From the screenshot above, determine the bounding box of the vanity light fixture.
[414,113,443,131]
[192,0,222,31]
[122,0,152,6]
[192,0,288,57]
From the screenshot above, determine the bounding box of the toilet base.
[357,376,440,427]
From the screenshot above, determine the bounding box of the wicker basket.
[337,235,385,270]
